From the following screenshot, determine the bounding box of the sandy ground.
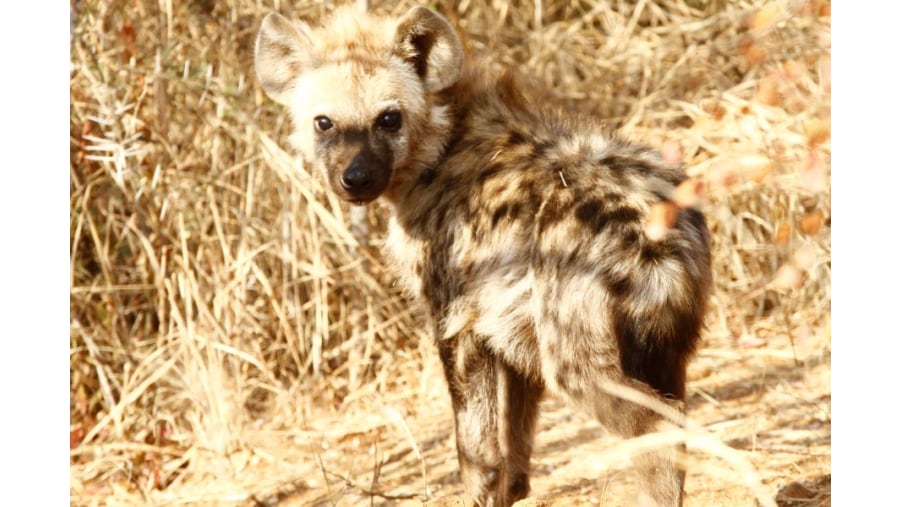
[232,321,830,507]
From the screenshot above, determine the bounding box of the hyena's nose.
[340,163,374,192]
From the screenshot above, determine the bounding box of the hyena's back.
[389,82,711,404]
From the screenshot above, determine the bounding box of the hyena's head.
[255,6,464,204]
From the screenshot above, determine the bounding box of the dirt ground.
[226,318,829,507]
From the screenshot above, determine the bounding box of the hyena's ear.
[255,12,314,105]
[393,7,464,92]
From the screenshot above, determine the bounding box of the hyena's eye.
[376,111,402,132]
[314,116,334,132]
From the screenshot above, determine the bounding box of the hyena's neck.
[382,62,528,218]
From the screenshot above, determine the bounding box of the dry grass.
[70,0,830,505]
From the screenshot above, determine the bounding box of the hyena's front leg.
[440,333,540,507]
[439,333,501,506]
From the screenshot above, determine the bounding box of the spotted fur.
[256,6,712,507]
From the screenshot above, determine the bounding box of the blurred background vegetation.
[70,0,829,504]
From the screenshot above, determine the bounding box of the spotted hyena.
[255,5,712,507]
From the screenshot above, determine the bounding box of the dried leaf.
[774,264,804,289]
[661,141,682,164]
[739,36,768,65]
[805,118,831,147]
[755,75,780,106]
[738,154,774,182]
[801,150,828,192]
[774,223,792,246]
[672,178,706,208]
[120,21,137,63]
[71,425,85,449]
[785,96,807,114]
[800,210,824,235]
[709,162,739,189]
[738,333,767,349]
[818,56,831,93]
[739,115,760,136]
[702,100,726,121]
[783,60,808,83]
[229,450,252,473]
[749,3,782,32]
[792,245,818,271]
[818,28,831,49]
[645,202,680,242]
[752,164,774,184]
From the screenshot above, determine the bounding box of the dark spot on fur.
[433,204,449,232]
[599,265,632,297]
[564,247,581,267]
[437,338,461,406]
[601,192,624,205]
[459,260,477,282]
[575,200,604,229]
[509,203,521,220]
[492,204,509,228]
[478,163,504,183]
[509,473,530,500]
[641,240,674,263]
[531,141,553,158]
[554,369,570,393]
[600,154,653,176]
[669,170,689,186]
[507,131,526,146]
[489,202,524,230]
[575,200,640,235]
[417,168,437,187]
[622,228,640,245]
[608,206,641,225]
[634,163,652,176]
[536,193,570,234]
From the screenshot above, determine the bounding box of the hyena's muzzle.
[320,130,393,204]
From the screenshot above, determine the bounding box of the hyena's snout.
[328,147,393,204]
[340,158,377,195]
